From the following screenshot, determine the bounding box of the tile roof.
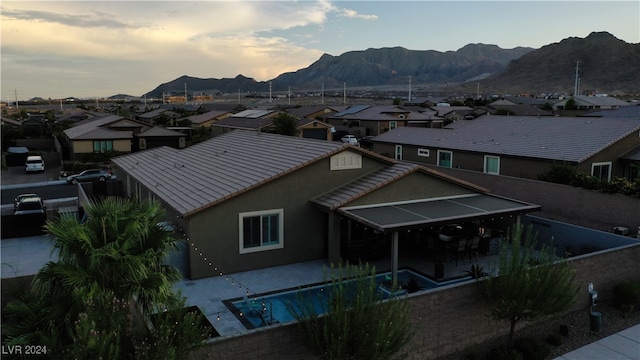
[621,146,640,161]
[211,116,273,130]
[112,130,350,217]
[63,115,126,139]
[184,110,230,124]
[373,115,640,163]
[138,126,185,137]
[312,162,486,210]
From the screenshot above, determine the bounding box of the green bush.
[613,281,640,314]
[514,336,550,360]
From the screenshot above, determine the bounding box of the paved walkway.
[553,324,640,360]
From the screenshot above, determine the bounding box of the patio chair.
[468,236,481,262]
[448,238,468,266]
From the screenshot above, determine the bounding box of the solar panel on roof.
[333,105,370,117]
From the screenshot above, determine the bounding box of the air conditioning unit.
[612,226,629,236]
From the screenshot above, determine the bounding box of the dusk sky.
[1,1,638,101]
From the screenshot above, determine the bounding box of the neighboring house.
[553,95,631,111]
[432,105,476,122]
[284,105,348,121]
[63,114,186,158]
[135,126,187,151]
[486,102,553,116]
[112,130,540,279]
[297,118,335,141]
[580,104,640,119]
[63,115,138,159]
[369,115,640,181]
[23,114,47,136]
[325,105,442,138]
[179,110,234,128]
[210,109,276,136]
[1,116,21,127]
[137,108,181,125]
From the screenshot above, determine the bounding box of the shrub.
[559,324,569,337]
[514,336,550,360]
[463,343,481,360]
[613,281,640,314]
[485,344,522,360]
[546,333,563,346]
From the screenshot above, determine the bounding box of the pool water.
[227,268,466,329]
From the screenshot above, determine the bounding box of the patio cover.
[337,193,541,233]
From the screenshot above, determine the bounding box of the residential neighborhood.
[2,94,639,360]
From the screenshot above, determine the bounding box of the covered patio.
[332,193,541,287]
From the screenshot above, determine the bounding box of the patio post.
[391,231,399,288]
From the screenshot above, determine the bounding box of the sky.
[1,1,638,101]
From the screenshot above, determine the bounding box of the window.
[93,140,113,153]
[395,145,403,160]
[418,148,430,157]
[591,162,611,181]
[389,120,398,129]
[239,209,284,254]
[437,150,452,168]
[330,151,362,170]
[484,155,500,175]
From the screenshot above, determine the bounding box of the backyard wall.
[426,166,640,234]
[188,243,640,360]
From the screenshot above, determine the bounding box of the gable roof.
[211,116,274,130]
[138,126,186,137]
[63,115,128,139]
[112,131,353,217]
[183,110,231,124]
[311,162,486,210]
[373,115,640,163]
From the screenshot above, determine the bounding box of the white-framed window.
[330,151,362,170]
[591,162,612,181]
[418,148,430,157]
[437,150,452,168]
[390,120,398,129]
[484,155,500,175]
[395,145,403,160]
[239,209,284,254]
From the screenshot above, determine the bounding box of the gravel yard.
[436,303,640,360]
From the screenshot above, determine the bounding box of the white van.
[25,155,45,173]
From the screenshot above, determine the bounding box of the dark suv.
[14,196,46,216]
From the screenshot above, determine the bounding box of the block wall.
[189,244,640,360]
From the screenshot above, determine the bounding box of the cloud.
[337,8,378,20]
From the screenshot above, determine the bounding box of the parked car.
[25,155,45,173]
[14,196,46,216]
[341,135,359,145]
[13,193,41,210]
[359,136,375,150]
[66,169,112,184]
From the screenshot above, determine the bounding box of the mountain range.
[142,32,639,98]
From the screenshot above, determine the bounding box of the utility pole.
[184,83,187,103]
[14,89,19,110]
[574,61,580,97]
[321,84,324,105]
[288,86,291,105]
[408,76,412,102]
[343,82,346,104]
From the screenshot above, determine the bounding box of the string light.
[175,225,261,322]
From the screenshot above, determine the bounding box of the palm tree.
[38,196,181,312]
[3,197,185,357]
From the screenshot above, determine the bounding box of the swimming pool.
[225,268,467,329]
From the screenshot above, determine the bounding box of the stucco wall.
[186,154,388,278]
[188,244,640,360]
